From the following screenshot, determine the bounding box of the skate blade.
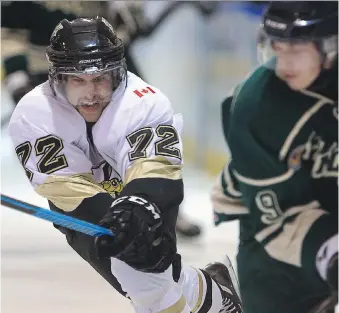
[222,255,241,301]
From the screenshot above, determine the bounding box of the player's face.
[65,72,113,122]
[273,41,322,90]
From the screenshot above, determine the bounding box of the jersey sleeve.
[221,83,243,143]
[211,159,249,225]
[106,89,183,185]
[212,88,249,225]
[221,96,233,142]
[9,113,105,212]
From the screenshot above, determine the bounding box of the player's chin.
[278,72,315,91]
[77,104,105,122]
[280,76,307,91]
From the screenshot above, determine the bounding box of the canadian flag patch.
[133,86,156,98]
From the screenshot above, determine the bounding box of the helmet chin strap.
[48,70,58,97]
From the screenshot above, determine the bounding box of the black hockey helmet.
[258,1,338,67]
[262,1,337,40]
[46,16,127,97]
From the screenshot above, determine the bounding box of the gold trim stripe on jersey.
[125,156,182,184]
[35,173,106,211]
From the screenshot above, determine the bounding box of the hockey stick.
[0,194,114,237]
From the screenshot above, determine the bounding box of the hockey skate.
[204,256,243,313]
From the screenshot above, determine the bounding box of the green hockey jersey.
[212,65,338,313]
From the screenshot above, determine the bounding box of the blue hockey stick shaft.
[1,194,114,237]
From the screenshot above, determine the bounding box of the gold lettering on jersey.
[288,132,338,179]
[303,132,338,178]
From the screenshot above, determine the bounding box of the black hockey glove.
[95,195,177,273]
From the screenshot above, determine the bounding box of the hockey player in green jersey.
[211,2,338,313]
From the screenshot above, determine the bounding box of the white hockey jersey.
[9,72,184,211]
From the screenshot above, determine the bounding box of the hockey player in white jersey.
[9,17,243,313]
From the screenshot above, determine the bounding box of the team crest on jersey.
[100,177,124,197]
[287,146,304,170]
[288,132,338,178]
[91,161,124,198]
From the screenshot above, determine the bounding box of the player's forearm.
[48,192,114,225]
[121,157,183,220]
[120,177,183,221]
[94,176,183,274]
[211,164,248,224]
